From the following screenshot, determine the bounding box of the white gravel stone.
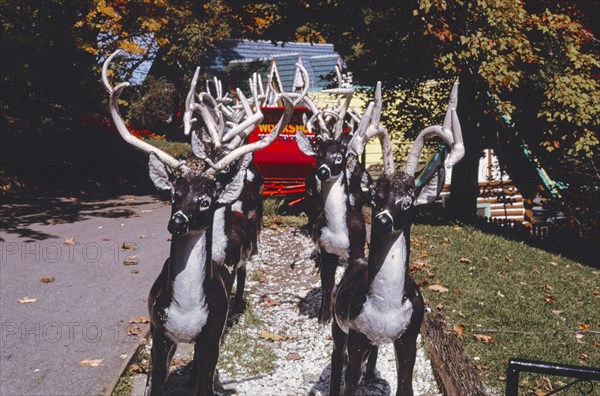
[218,228,441,396]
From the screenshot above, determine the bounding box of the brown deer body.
[102,50,294,395]
[330,82,464,395]
[295,67,372,323]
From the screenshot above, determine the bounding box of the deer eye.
[396,196,413,210]
[334,154,343,164]
[197,196,211,209]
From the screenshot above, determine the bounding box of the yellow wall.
[313,90,384,169]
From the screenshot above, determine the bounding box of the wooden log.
[421,312,489,396]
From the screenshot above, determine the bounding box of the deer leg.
[365,345,379,380]
[329,320,347,396]
[187,350,198,388]
[318,251,338,323]
[342,330,370,396]
[194,317,226,396]
[234,264,246,310]
[148,326,175,396]
[393,331,418,396]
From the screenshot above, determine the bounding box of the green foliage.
[128,76,177,133]
[219,303,277,377]
[262,198,284,219]
[1,0,100,135]
[378,79,455,164]
[142,137,192,160]
[265,0,599,238]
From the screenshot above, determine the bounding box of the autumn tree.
[259,1,599,238]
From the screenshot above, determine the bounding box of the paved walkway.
[1,194,171,396]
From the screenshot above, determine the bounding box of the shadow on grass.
[414,206,599,268]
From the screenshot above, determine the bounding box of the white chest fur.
[318,175,350,259]
[211,207,227,265]
[352,232,413,345]
[164,232,209,343]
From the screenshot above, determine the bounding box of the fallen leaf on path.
[453,323,465,339]
[125,324,142,336]
[579,323,590,331]
[427,285,449,293]
[121,242,135,250]
[17,297,37,304]
[129,269,139,274]
[129,363,147,374]
[169,359,186,367]
[80,358,103,367]
[123,258,138,266]
[39,277,54,283]
[543,294,556,303]
[473,334,495,343]
[129,316,150,324]
[260,329,285,342]
[286,352,302,361]
[119,353,128,360]
[64,237,76,245]
[260,296,279,307]
[101,237,111,241]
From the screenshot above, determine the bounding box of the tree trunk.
[448,69,483,221]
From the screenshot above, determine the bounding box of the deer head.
[353,81,464,234]
[295,65,361,183]
[147,152,250,235]
[102,50,291,235]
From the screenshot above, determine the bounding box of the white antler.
[404,81,464,176]
[205,95,294,177]
[102,50,186,171]
[346,82,395,177]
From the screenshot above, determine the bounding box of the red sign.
[249,106,316,180]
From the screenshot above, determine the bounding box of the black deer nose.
[317,165,331,181]
[168,211,189,235]
[373,211,394,233]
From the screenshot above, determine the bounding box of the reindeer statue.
[294,66,374,323]
[183,66,308,309]
[102,50,294,396]
[330,81,464,396]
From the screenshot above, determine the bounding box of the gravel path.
[145,226,440,396]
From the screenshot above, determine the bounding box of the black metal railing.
[506,358,600,395]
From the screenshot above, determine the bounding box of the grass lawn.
[409,221,599,395]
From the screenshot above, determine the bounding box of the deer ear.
[414,148,447,206]
[302,113,313,134]
[191,131,207,159]
[217,169,245,204]
[148,153,173,191]
[296,131,316,157]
